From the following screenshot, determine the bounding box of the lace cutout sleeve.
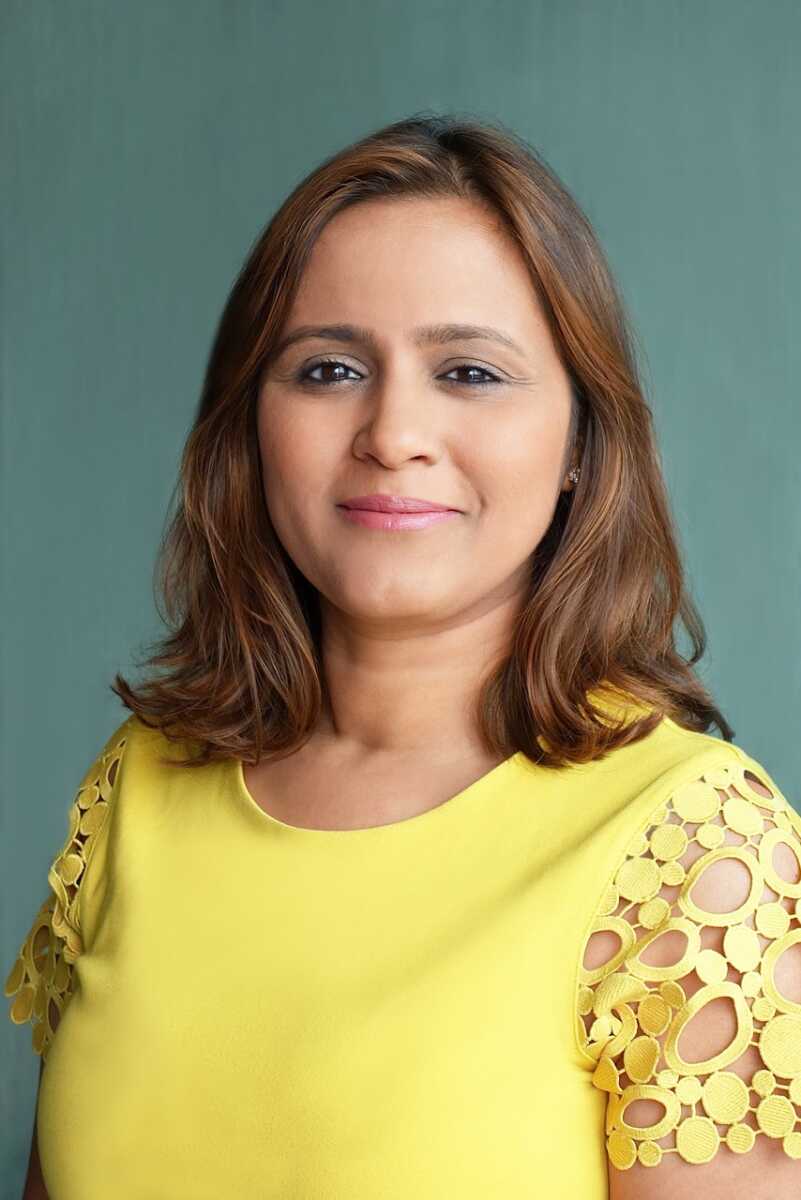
[576,750,801,1170]
[4,721,130,1059]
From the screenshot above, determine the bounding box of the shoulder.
[4,712,139,1058]
[77,711,138,793]
[47,712,144,943]
[575,732,801,1184]
[562,712,768,900]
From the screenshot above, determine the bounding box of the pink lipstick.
[337,494,461,531]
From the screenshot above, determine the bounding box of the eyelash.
[296,358,503,389]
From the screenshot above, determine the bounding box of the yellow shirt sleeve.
[4,717,132,1060]
[576,745,801,1170]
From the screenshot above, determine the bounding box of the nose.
[351,364,442,469]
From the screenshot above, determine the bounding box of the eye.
[440,363,502,387]
[298,358,363,386]
[295,358,503,389]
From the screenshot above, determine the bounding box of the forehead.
[285,195,547,342]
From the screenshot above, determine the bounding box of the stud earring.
[568,466,580,484]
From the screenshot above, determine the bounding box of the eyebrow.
[268,322,527,361]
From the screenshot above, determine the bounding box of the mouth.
[335,505,461,531]
[338,495,460,514]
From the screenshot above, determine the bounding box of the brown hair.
[112,110,734,769]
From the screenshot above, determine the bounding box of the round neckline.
[231,751,526,837]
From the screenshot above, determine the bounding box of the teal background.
[3,2,799,1192]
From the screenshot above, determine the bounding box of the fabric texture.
[6,692,801,1198]
[6,725,127,1058]
[576,748,801,1170]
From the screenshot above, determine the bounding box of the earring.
[568,466,580,484]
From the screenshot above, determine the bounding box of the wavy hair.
[112,111,734,769]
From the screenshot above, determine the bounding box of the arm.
[6,721,132,1198]
[578,750,801,1200]
[605,818,801,1199]
[21,1059,49,1200]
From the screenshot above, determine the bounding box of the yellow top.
[6,691,801,1198]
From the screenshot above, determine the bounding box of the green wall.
[3,2,799,1191]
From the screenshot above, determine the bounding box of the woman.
[6,113,801,1199]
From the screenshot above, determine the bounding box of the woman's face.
[257,195,577,630]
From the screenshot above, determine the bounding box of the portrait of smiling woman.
[7,115,801,1199]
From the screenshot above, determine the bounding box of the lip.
[337,507,460,531]
[338,495,459,513]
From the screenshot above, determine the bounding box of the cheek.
[461,426,568,568]
[468,419,566,518]
[258,408,337,512]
